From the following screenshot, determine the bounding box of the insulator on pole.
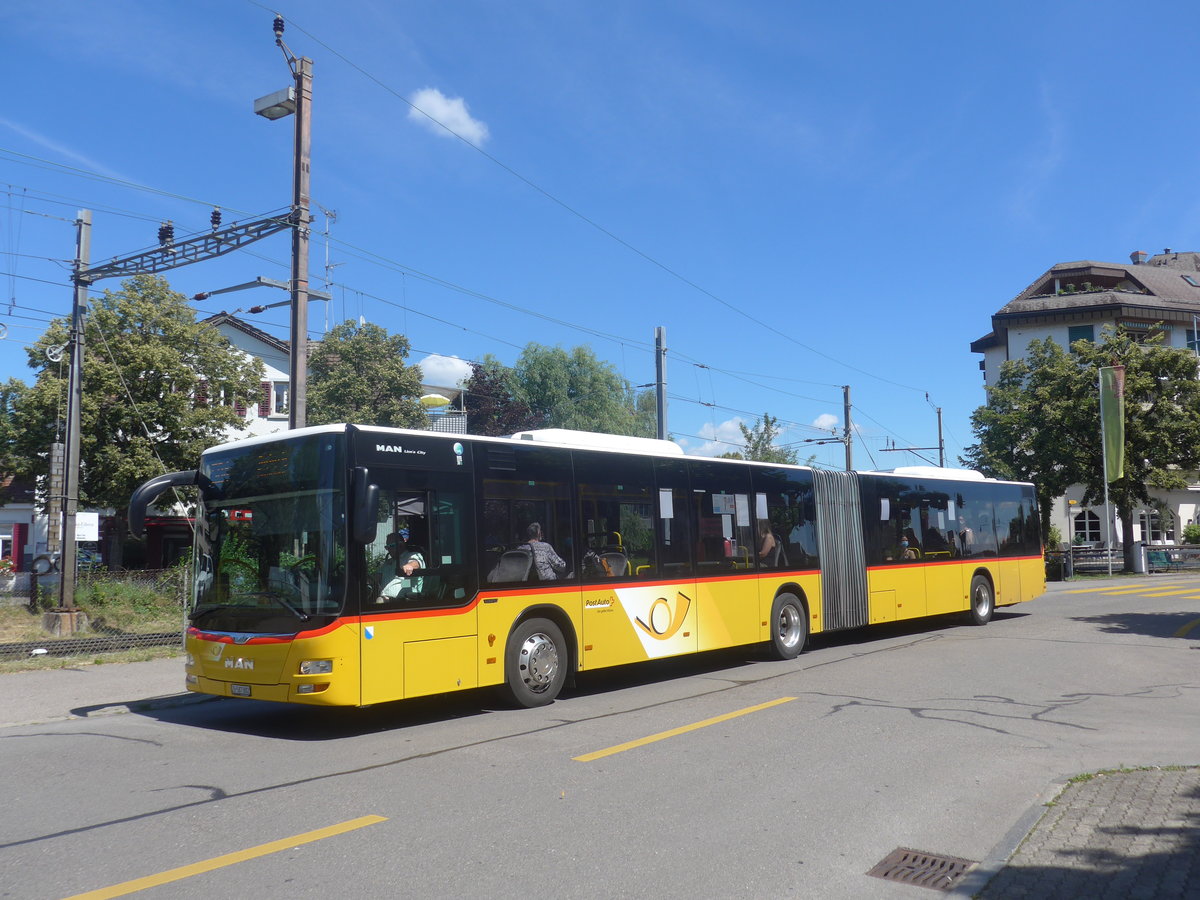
[210,207,222,231]
[273,15,285,39]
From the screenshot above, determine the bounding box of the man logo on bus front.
[634,592,692,640]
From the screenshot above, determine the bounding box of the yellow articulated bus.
[129,425,1044,709]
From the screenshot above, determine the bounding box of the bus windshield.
[192,432,346,634]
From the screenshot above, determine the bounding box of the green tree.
[720,413,800,464]
[307,321,425,427]
[964,327,1200,570]
[9,275,263,560]
[512,343,655,437]
[0,378,28,475]
[463,357,545,436]
[962,337,1087,538]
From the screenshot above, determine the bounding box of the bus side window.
[481,443,574,582]
[575,450,656,581]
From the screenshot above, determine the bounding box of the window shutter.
[235,396,247,417]
[195,380,208,408]
[258,381,271,418]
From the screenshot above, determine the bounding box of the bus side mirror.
[129,470,200,538]
[352,467,380,545]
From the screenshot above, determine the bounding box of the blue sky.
[2,0,1197,468]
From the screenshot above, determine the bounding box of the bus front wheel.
[768,593,807,660]
[966,575,994,626]
[504,618,567,708]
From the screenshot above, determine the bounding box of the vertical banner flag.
[1099,365,1125,482]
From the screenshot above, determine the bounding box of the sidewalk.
[957,767,1200,898]
[0,655,199,727]
[1,659,1197,897]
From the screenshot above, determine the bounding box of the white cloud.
[408,88,490,146]
[812,413,838,432]
[682,417,745,457]
[417,354,472,389]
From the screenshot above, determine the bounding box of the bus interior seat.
[487,550,533,583]
[599,551,629,576]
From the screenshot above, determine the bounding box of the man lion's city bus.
[129,425,1044,709]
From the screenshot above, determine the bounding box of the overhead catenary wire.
[0,174,927,451]
[0,172,934,457]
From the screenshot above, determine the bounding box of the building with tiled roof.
[971,250,1200,549]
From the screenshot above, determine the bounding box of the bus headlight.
[299,659,333,675]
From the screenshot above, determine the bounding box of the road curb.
[2,691,217,729]
[949,776,1070,897]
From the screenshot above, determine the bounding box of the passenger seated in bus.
[377,525,425,601]
[757,521,778,567]
[518,522,567,581]
[956,516,976,556]
[899,537,918,560]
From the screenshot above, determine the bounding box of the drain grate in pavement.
[866,847,976,891]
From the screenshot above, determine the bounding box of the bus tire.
[504,617,567,708]
[768,593,807,660]
[966,574,994,626]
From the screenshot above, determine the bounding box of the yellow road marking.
[1174,617,1200,638]
[1065,584,1200,595]
[1138,590,1200,598]
[1063,586,1141,594]
[64,815,387,899]
[574,697,795,762]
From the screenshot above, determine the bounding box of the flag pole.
[1099,365,1126,576]
[1100,368,1113,575]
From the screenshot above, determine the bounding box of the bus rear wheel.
[768,593,807,660]
[966,574,994,626]
[504,618,567,708]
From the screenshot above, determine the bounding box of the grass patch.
[0,605,54,644]
[0,645,182,674]
[77,579,183,635]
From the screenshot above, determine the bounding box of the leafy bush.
[1046,525,1062,550]
[72,564,188,634]
[1182,524,1200,545]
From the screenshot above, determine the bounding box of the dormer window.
[1183,275,1200,287]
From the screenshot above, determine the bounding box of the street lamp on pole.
[254,15,312,430]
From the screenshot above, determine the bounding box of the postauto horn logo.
[634,591,692,640]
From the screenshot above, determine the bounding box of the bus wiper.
[266,593,312,621]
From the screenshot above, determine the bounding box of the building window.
[1118,320,1169,344]
[1137,510,1165,544]
[1183,275,1199,287]
[1067,325,1094,346]
[1073,509,1101,544]
[272,383,288,416]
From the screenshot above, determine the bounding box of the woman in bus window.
[757,520,778,566]
[520,522,567,581]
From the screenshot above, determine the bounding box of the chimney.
[1130,250,1147,265]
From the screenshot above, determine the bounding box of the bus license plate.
[230,684,251,697]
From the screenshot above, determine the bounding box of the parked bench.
[1147,550,1184,573]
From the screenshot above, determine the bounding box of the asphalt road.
[2,578,1197,899]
